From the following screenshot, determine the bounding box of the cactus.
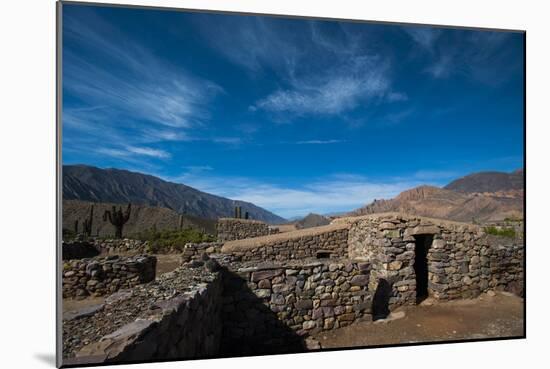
[74,219,79,234]
[82,205,94,238]
[103,203,131,239]
[233,205,247,219]
[245,211,249,220]
[178,215,184,231]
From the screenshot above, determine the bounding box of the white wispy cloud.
[95,146,171,160]
[404,26,520,84]
[403,27,441,51]
[126,146,171,159]
[195,16,301,73]
[295,139,345,145]
[62,9,236,168]
[182,165,214,173]
[254,60,390,116]
[198,17,404,118]
[166,171,430,218]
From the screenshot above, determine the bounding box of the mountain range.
[349,169,524,223]
[63,165,524,229]
[63,165,286,224]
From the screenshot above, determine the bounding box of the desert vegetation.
[133,226,216,253]
[483,226,517,238]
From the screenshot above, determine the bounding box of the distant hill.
[63,165,286,224]
[295,213,331,229]
[63,200,217,237]
[349,169,524,223]
[445,169,524,193]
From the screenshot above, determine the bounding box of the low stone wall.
[487,237,524,296]
[62,255,156,299]
[221,224,349,262]
[94,238,150,254]
[180,242,224,263]
[63,263,223,365]
[220,258,371,355]
[217,218,278,242]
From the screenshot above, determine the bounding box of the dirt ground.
[314,292,524,348]
[63,253,182,312]
[154,253,182,275]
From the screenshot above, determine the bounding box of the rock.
[204,259,220,272]
[350,275,369,286]
[270,294,285,305]
[255,289,271,298]
[295,299,313,309]
[189,260,204,268]
[337,313,355,322]
[305,337,321,350]
[251,269,283,282]
[257,279,271,289]
[324,317,336,329]
[379,222,397,230]
[389,261,403,270]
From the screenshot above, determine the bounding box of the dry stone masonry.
[62,212,524,365]
[63,262,223,365]
[94,238,150,254]
[222,224,349,261]
[62,255,156,299]
[180,242,224,263]
[345,214,524,307]
[220,258,371,355]
[217,218,278,242]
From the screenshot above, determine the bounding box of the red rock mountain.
[349,170,524,223]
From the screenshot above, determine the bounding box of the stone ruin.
[62,255,157,299]
[216,217,279,242]
[62,212,524,365]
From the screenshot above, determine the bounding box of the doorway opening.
[414,234,433,304]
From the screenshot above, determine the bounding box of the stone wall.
[346,214,524,308]
[180,242,224,263]
[486,237,524,296]
[62,255,156,299]
[220,258,371,355]
[217,218,278,242]
[62,212,524,365]
[63,263,223,365]
[94,238,150,254]
[221,224,349,262]
[94,239,224,256]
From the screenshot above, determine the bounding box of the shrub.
[133,227,215,252]
[483,226,516,238]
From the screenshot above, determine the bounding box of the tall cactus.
[234,205,245,219]
[74,219,79,235]
[178,215,184,231]
[82,205,94,238]
[103,203,131,239]
[245,211,249,220]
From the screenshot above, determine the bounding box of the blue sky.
[62,4,524,218]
